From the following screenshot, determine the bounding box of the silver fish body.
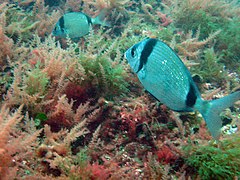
[125,38,240,139]
[52,12,92,39]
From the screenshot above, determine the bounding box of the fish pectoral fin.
[138,66,146,80]
[64,28,69,34]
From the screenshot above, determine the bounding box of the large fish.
[125,38,240,139]
[52,10,110,39]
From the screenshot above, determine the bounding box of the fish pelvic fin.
[197,91,240,139]
[92,9,112,27]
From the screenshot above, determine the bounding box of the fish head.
[52,21,67,38]
[125,39,147,73]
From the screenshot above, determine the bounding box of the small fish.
[125,38,240,139]
[52,10,110,39]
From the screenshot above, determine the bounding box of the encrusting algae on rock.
[0,0,239,179]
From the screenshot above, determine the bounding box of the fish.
[52,10,110,39]
[125,38,240,139]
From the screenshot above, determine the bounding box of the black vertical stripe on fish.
[186,83,197,107]
[84,13,92,25]
[137,38,158,73]
[59,16,65,33]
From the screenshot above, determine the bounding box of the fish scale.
[155,46,186,87]
[125,38,240,139]
[142,41,189,107]
[145,42,191,110]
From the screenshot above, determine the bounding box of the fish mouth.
[124,52,127,59]
[124,51,128,61]
[124,49,131,61]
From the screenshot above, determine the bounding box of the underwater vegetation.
[191,48,227,86]
[184,133,240,179]
[170,0,240,73]
[0,0,239,179]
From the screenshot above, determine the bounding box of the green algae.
[25,65,49,95]
[184,134,240,179]
[191,48,227,85]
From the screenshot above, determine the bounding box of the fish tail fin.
[198,91,240,139]
[92,9,112,27]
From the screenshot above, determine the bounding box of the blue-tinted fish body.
[52,11,109,39]
[125,38,240,139]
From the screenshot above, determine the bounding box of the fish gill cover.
[0,0,239,179]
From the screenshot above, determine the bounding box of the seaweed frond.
[0,104,42,179]
[174,28,221,59]
[184,133,240,179]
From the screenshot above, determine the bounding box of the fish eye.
[131,46,136,57]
